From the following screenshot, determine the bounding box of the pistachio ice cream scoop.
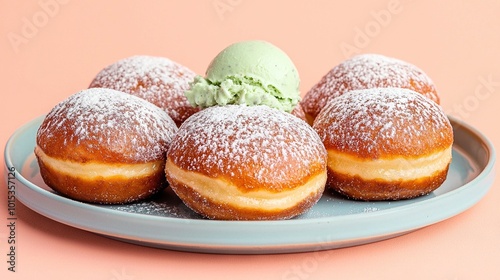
[185,40,300,112]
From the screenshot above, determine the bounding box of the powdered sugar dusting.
[37,88,178,162]
[107,193,202,219]
[168,105,327,190]
[301,54,439,119]
[89,55,198,124]
[313,88,452,158]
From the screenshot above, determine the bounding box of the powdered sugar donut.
[89,55,200,126]
[301,54,440,123]
[165,105,327,220]
[313,88,453,200]
[35,88,178,204]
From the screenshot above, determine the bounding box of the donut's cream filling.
[35,146,162,178]
[165,159,327,210]
[327,147,452,181]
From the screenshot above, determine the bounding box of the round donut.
[35,88,178,204]
[89,55,200,127]
[313,88,453,201]
[165,105,327,220]
[301,53,440,124]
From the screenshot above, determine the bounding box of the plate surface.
[4,115,496,254]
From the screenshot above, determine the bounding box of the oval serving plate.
[4,115,496,254]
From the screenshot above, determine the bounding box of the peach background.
[1,0,499,279]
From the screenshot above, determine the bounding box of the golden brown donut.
[313,88,453,201]
[301,53,440,124]
[35,88,178,204]
[165,105,327,220]
[89,55,200,127]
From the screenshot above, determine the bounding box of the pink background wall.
[1,1,499,279]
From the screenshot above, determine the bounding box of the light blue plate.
[4,115,496,254]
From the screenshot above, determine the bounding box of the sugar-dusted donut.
[89,55,199,126]
[301,53,440,124]
[35,88,178,204]
[165,105,327,220]
[313,87,453,200]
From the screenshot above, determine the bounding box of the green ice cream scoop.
[185,40,300,112]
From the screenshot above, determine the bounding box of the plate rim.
[4,115,496,253]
